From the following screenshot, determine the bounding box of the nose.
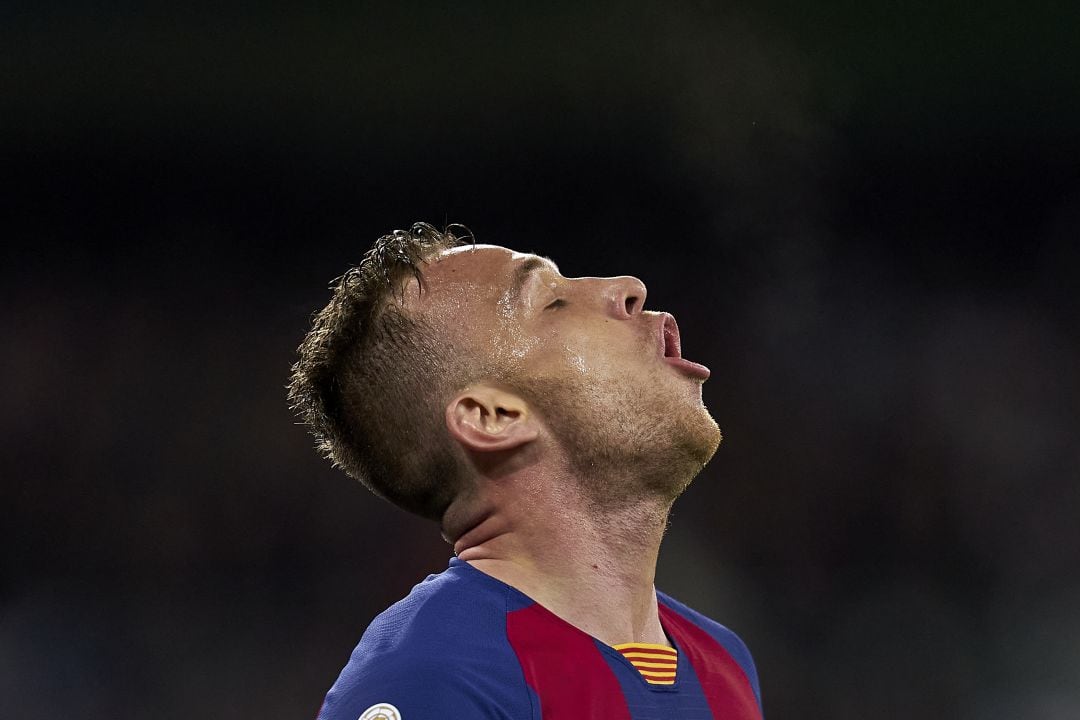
[603,275,647,318]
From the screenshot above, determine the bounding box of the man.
[289,222,763,720]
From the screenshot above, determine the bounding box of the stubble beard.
[516,370,722,512]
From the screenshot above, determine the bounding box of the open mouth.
[662,314,682,358]
[658,313,710,380]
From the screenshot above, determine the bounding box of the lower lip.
[664,356,711,379]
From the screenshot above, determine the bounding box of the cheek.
[454,316,547,375]
[532,327,628,378]
[493,321,545,366]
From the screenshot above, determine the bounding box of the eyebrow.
[509,255,560,304]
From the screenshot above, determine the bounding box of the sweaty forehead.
[426,243,520,282]
[405,244,550,304]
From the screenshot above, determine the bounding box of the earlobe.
[445,386,538,453]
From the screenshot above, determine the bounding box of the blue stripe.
[595,638,715,720]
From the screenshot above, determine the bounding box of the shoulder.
[657,590,762,705]
[318,560,534,720]
[317,657,502,720]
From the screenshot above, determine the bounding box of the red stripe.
[659,604,762,720]
[507,604,632,720]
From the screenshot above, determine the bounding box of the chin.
[695,437,721,473]
[686,402,722,463]
[645,410,721,502]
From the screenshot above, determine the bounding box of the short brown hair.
[287,222,474,520]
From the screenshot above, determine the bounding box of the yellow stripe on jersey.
[618,651,678,660]
[613,642,678,685]
[613,643,669,656]
[622,659,677,669]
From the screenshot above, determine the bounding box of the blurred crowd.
[3,3,1078,718]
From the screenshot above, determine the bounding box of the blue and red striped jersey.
[317,558,763,720]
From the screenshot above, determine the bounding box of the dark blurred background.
[3,2,1079,718]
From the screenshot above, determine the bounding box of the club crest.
[358,703,401,720]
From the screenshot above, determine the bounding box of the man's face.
[404,244,721,504]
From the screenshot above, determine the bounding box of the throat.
[445,472,673,648]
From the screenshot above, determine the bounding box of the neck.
[444,471,673,648]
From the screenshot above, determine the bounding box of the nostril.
[607,276,646,317]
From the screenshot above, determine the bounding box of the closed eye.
[544,298,566,310]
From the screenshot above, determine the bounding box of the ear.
[445,385,538,453]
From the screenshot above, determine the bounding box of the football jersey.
[317,558,763,720]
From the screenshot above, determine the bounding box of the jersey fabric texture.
[612,642,679,685]
[317,558,763,720]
